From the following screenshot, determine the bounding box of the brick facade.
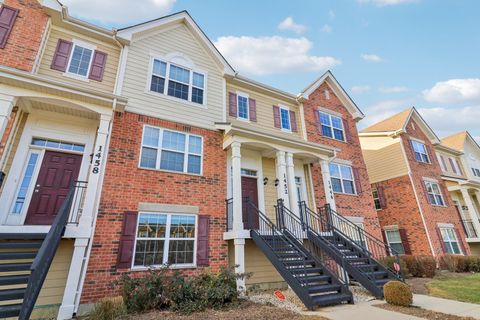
[303,82,382,239]
[0,0,48,72]
[80,112,228,303]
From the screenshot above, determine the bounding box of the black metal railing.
[225,198,233,231]
[68,181,88,224]
[19,182,80,320]
[297,201,404,281]
[462,219,478,238]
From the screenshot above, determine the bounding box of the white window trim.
[63,39,96,82]
[439,226,462,255]
[139,125,204,176]
[318,111,345,142]
[236,91,250,122]
[131,212,198,269]
[437,153,447,172]
[279,105,291,133]
[424,180,446,207]
[451,158,461,175]
[411,140,430,163]
[330,162,356,195]
[145,55,208,108]
[384,228,406,255]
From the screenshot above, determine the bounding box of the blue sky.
[62,0,480,139]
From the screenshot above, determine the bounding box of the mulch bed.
[374,303,476,320]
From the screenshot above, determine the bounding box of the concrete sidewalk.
[413,294,480,319]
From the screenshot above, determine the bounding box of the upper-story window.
[140,125,203,175]
[319,112,344,141]
[424,180,445,206]
[149,58,205,105]
[237,95,249,120]
[67,43,94,77]
[437,153,447,172]
[472,168,480,177]
[372,189,381,210]
[330,163,355,195]
[280,107,291,131]
[411,140,430,163]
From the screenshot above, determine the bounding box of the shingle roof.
[441,131,468,151]
[361,108,412,133]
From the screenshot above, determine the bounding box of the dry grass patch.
[374,303,476,320]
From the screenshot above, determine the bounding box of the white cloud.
[62,0,176,25]
[328,10,336,19]
[379,86,409,93]
[214,36,341,76]
[320,24,333,33]
[360,98,414,129]
[422,79,480,104]
[351,85,371,94]
[278,17,307,34]
[357,0,418,7]
[361,54,383,62]
[417,106,480,139]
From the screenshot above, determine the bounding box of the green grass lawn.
[427,273,480,304]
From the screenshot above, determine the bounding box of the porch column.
[286,152,299,215]
[319,158,336,211]
[231,141,243,232]
[78,113,112,228]
[58,238,89,320]
[460,188,480,238]
[0,94,16,139]
[275,150,290,209]
[234,238,246,294]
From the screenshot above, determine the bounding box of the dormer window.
[149,57,205,105]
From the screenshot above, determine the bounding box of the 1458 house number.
[92,146,102,174]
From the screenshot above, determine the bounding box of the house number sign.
[92,145,102,174]
[283,173,288,195]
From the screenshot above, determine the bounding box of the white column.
[0,94,16,139]
[275,150,290,209]
[461,188,480,237]
[286,152,299,215]
[78,113,112,228]
[231,141,243,232]
[57,238,88,320]
[234,238,246,293]
[319,158,336,211]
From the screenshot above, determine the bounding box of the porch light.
[274,178,279,187]
[263,177,269,185]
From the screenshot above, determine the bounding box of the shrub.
[439,254,480,273]
[417,256,436,278]
[379,256,409,277]
[465,256,480,272]
[401,255,421,277]
[383,280,413,307]
[89,297,127,320]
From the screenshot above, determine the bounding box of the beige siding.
[360,136,408,183]
[121,24,224,130]
[436,150,466,179]
[469,243,480,256]
[37,26,120,93]
[245,240,285,289]
[262,158,277,222]
[226,83,302,139]
[2,112,28,181]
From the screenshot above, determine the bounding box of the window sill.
[130,264,197,271]
[138,166,203,177]
[429,204,447,208]
[319,135,347,144]
[236,117,250,123]
[144,90,207,109]
[333,191,358,197]
[281,128,292,134]
[62,72,90,82]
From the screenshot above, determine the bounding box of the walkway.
[413,294,480,319]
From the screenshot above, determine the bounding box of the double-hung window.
[133,213,196,267]
[330,163,355,195]
[149,58,205,105]
[384,229,405,255]
[424,181,445,206]
[237,95,249,120]
[67,42,94,78]
[140,126,203,175]
[280,107,291,131]
[372,189,381,210]
[319,112,344,141]
[439,227,461,254]
[411,140,429,163]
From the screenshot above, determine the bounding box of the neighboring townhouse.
[440,131,480,255]
[359,108,469,257]
[0,0,126,318]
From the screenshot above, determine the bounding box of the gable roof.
[360,107,440,143]
[298,71,365,121]
[442,131,480,153]
[116,11,235,75]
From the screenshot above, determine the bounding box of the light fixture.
[263,177,269,185]
[274,178,279,187]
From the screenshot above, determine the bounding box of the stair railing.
[19,182,80,320]
[299,201,404,282]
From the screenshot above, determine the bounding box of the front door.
[241,176,259,229]
[25,151,82,225]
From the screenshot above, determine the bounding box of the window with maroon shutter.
[426,145,435,164]
[116,211,138,269]
[377,186,387,209]
[289,110,297,132]
[352,167,362,194]
[342,118,352,143]
[454,228,466,255]
[51,39,73,72]
[314,110,322,135]
[197,215,210,266]
[398,228,411,255]
[248,98,257,122]
[273,105,281,128]
[89,50,108,81]
[0,5,19,49]
[229,92,237,117]
[436,227,447,254]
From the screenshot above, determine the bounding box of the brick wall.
[80,112,228,303]
[0,0,48,71]
[0,106,17,161]
[303,82,382,239]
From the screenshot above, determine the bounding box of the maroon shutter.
[342,118,352,143]
[454,228,467,255]
[377,186,387,209]
[248,98,257,122]
[88,50,107,81]
[314,110,322,135]
[436,227,447,254]
[440,183,450,206]
[353,167,362,194]
[426,145,435,164]
[273,105,281,128]
[51,39,73,72]
[440,155,447,171]
[455,159,463,175]
[381,231,390,256]
[117,211,138,269]
[421,180,431,204]
[197,215,210,266]
[449,158,457,174]
[228,92,237,117]
[398,228,412,255]
[0,5,19,49]
[289,110,297,132]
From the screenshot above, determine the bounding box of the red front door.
[241,176,259,229]
[25,151,82,225]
